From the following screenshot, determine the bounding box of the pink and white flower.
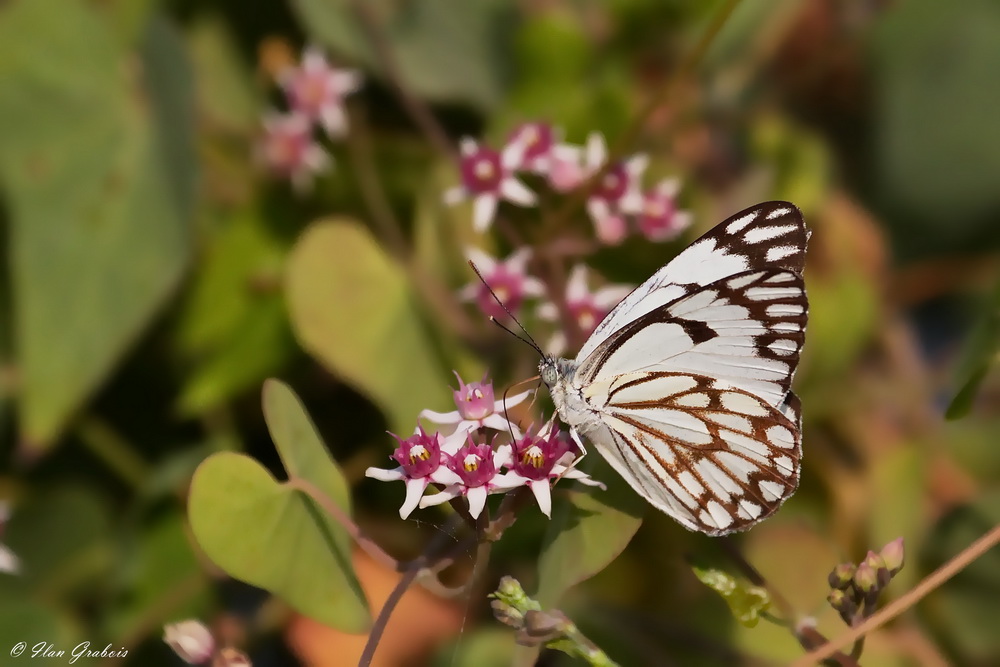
[547,142,588,192]
[259,112,330,191]
[637,178,692,242]
[418,437,516,518]
[581,132,648,238]
[537,265,633,355]
[365,427,464,519]
[278,47,361,138]
[163,619,215,665]
[506,122,559,174]
[443,138,537,232]
[497,421,604,517]
[460,247,545,320]
[420,372,532,438]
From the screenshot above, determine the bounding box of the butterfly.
[539,201,808,535]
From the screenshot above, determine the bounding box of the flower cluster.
[444,122,692,244]
[366,373,603,520]
[826,538,905,626]
[259,47,361,190]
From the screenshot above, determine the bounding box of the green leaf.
[535,457,645,608]
[189,444,369,630]
[0,3,194,447]
[692,566,771,628]
[946,279,1000,419]
[290,0,513,110]
[285,219,454,433]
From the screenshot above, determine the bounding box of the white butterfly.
[540,201,808,535]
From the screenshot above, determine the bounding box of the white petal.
[586,198,612,228]
[0,544,19,575]
[443,186,467,206]
[558,469,607,489]
[626,153,649,177]
[441,429,472,454]
[529,480,553,517]
[499,177,537,207]
[584,132,607,169]
[500,389,533,410]
[504,247,534,273]
[430,467,464,485]
[459,137,479,156]
[320,105,349,138]
[464,246,498,274]
[365,466,406,481]
[466,486,489,518]
[500,137,527,170]
[657,177,681,197]
[565,264,591,302]
[473,194,499,232]
[302,47,328,72]
[303,145,331,172]
[493,445,513,468]
[522,276,546,297]
[400,478,430,518]
[418,408,461,425]
[545,331,567,356]
[330,69,362,95]
[419,486,461,508]
[481,413,519,436]
[673,210,693,232]
[535,302,558,321]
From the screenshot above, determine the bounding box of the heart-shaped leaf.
[188,380,368,632]
[285,219,454,434]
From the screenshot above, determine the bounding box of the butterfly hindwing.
[587,372,801,535]
[577,201,807,362]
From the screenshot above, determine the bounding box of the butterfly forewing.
[543,201,809,535]
[577,202,807,362]
[595,372,801,535]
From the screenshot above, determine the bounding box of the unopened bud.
[880,537,905,576]
[864,550,891,588]
[853,561,879,596]
[827,563,856,590]
[212,648,251,667]
[164,620,215,665]
[827,589,857,623]
[491,599,524,628]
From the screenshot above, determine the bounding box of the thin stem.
[76,416,150,491]
[286,477,399,572]
[791,522,1000,667]
[720,539,859,667]
[351,1,457,164]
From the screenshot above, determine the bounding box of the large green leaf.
[188,380,367,631]
[285,219,453,433]
[290,0,512,110]
[0,3,194,448]
[535,458,645,607]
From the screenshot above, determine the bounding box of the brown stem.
[286,477,399,572]
[351,1,457,164]
[792,522,1000,666]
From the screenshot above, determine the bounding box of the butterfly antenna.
[469,260,545,357]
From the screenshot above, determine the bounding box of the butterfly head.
[538,356,576,390]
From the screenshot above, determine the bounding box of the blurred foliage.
[1,0,999,666]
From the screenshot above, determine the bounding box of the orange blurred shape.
[286,550,465,666]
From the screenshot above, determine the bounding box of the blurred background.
[1,0,999,665]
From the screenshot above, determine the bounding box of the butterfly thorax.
[539,356,600,433]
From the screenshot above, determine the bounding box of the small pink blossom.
[581,132,648,236]
[547,143,588,192]
[460,247,545,320]
[537,265,634,355]
[443,138,537,232]
[637,178,692,242]
[278,47,361,138]
[498,421,604,517]
[365,427,464,518]
[419,437,517,518]
[507,122,559,174]
[593,212,628,246]
[163,619,215,665]
[259,112,330,191]
[419,372,532,437]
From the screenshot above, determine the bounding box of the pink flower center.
[592,163,628,202]
[462,453,483,472]
[461,148,503,193]
[265,126,310,172]
[569,299,607,336]
[476,269,525,320]
[407,445,430,464]
[639,193,679,239]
